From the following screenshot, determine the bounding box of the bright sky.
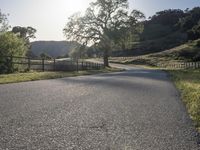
[0,0,199,41]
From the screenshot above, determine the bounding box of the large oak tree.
[64,0,144,66]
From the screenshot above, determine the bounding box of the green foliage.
[64,0,145,66]
[197,39,200,47]
[12,26,36,41]
[0,32,27,73]
[26,50,37,58]
[150,9,185,26]
[178,7,200,40]
[129,7,200,56]
[141,24,173,41]
[175,39,200,61]
[12,26,37,50]
[0,68,122,84]
[137,31,187,54]
[169,69,200,131]
[187,22,200,40]
[111,39,200,65]
[40,52,52,59]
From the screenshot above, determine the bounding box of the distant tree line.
[147,7,200,40]
[112,7,200,57]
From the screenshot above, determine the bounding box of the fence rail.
[109,56,200,69]
[0,56,104,72]
[155,61,200,69]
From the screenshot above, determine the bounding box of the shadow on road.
[55,68,170,92]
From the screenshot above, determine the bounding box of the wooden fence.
[0,56,104,72]
[155,61,200,69]
[109,56,200,69]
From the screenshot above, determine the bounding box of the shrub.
[193,52,200,61]
[196,40,200,47]
[0,32,27,73]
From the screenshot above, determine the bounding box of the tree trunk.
[103,49,109,67]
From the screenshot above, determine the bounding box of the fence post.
[42,58,44,71]
[28,57,31,71]
[9,56,13,72]
[76,59,79,72]
[53,58,56,71]
[88,62,90,70]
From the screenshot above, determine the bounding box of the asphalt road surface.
[0,65,199,150]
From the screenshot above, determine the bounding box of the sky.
[0,0,199,41]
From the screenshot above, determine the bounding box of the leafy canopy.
[12,26,37,42]
[63,0,144,66]
[0,32,27,57]
[0,32,28,73]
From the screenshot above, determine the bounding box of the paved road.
[0,66,199,150]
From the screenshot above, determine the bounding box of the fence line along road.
[0,56,104,72]
[155,61,200,69]
[109,56,200,69]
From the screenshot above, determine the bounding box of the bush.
[193,52,200,61]
[0,32,27,73]
[196,40,200,47]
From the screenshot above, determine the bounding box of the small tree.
[0,32,27,73]
[12,26,36,41]
[12,26,37,50]
[64,0,144,67]
[40,52,52,59]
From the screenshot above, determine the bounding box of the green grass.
[109,39,200,132]
[127,63,200,132]
[0,67,123,84]
[128,62,200,132]
[169,69,200,132]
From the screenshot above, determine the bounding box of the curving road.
[0,65,199,150]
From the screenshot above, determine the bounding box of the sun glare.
[25,0,95,41]
[51,0,94,15]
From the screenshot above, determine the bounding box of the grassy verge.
[130,62,200,132]
[131,61,200,131]
[0,67,123,84]
[168,69,200,132]
[121,58,200,132]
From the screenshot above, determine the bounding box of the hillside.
[148,39,200,61]
[31,41,80,57]
[112,7,200,57]
[110,39,200,65]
